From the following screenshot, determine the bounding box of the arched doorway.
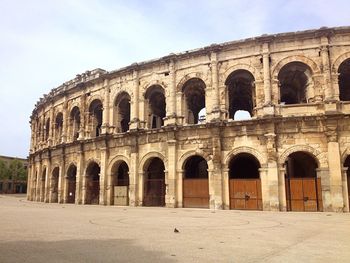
[285,152,322,212]
[278,62,312,104]
[229,153,262,210]
[344,156,350,208]
[114,92,131,133]
[51,167,59,203]
[111,161,129,205]
[143,157,165,207]
[183,155,209,208]
[145,85,166,129]
[182,78,206,124]
[67,164,77,204]
[338,58,350,101]
[89,99,103,137]
[70,106,81,141]
[225,70,255,120]
[86,162,100,204]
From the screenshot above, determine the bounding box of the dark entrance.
[67,164,77,204]
[229,153,262,210]
[86,162,100,205]
[51,167,59,203]
[285,152,322,212]
[143,158,165,207]
[183,156,209,208]
[112,161,129,206]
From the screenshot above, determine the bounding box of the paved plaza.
[0,195,349,262]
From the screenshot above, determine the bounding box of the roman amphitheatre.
[27,26,350,213]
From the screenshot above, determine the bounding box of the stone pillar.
[58,153,65,203]
[166,137,177,207]
[222,169,229,210]
[259,167,269,210]
[48,107,54,146]
[278,167,287,211]
[36,161,42,201]
[44,159,51,203]
[138,171,144,206]
[79,93,86,140]
[76,148,84,204]
[210,128,223,209]
[317,168,332,211]
[262,42,275,116]
[327,139,344,211]
[62,98,68,143]
[164,59,178,126]
[264,133,279,211]
[130,69,140,130]
[101,79,110,134]
[320,36,333,101]
[99,145,108,205]
[208,51,221,121]
[129,136,139,206]
[341,167,349,212]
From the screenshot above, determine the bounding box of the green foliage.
[0,159,27,181]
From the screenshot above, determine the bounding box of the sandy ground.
[0,194,349,263]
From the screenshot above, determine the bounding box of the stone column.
[79,93,86,140]
[101,79,110,134]
[278,167,287,211]
[166,138,177,207]
[48,106,54,146]
[99,144,108,205]
[259,167,269,210]
[130,69,140,130]
[176,170,184,208]
[320,36,333,101]
[262,42,275,116]
[326,137,344,211]
[164,59,178,126]
[62,97,68,143]
[341,167,349,212]
[317,168,332,211]
[76,148,84,204]
[58,152,65,203]
[208,51,221,122]
[44,159,51,203]
[210,128,223,209]
[129,136,139,206]
[222,169,230,210]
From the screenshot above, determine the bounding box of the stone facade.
[27,26,350,212]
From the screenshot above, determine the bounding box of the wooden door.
[143,178,165,206]
[287,178,322,212]
[67,180,76,203]
[229,179,262,210]
[183,179,209,208]
[89,180,100,204]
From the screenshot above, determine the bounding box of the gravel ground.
[0,194,349,263]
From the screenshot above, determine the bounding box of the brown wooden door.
[287,178,322,212]
[183,179,209,208]
[67,180,76,203]
[229,179,262,210]
[143,179,165,206]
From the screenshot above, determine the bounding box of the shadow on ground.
[0,239,176,263]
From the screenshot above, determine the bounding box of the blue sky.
[0,0,349,158]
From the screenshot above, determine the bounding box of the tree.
[8,159,27,181]
[0,160,10,180]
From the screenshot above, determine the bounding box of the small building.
[0,155,28,194]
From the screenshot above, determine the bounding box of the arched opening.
[45,118,50,141]
[145,85,166,129]
[285,152,322,212]
[55,113,63,144]
[111,161,129,205]
[66,164,77,204]
[183,155,209,208]
[338,58,350,101]
[225,70,255,119]
[229,153,262,210]
[143,157,165,207]
[51,167,59,203]
[41,167,46,202]
[114,92,131,133]
[344,156,350,209]
[86,162,100,205]
[182,78,206,124]
[89,99,103,137]
[70,106,80,141]
[278,62,312,105]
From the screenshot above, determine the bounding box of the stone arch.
[144,85,166,129]
[142,81,168,97]
[178,150,212,171]
[68,101,80,115]
[224,146,265,168]
[176,72,209,92]
[341,148,350,165]
[85,158,101,170]
[222,63,260,84]
[65,161,78,174]
[332,51,350,73]
[139,152,167,173]
[87,94,104,109]
[279,145,324,168]
[272,55,321,79]
[108,154,130,173]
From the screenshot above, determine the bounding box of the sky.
[0,0,349,158]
